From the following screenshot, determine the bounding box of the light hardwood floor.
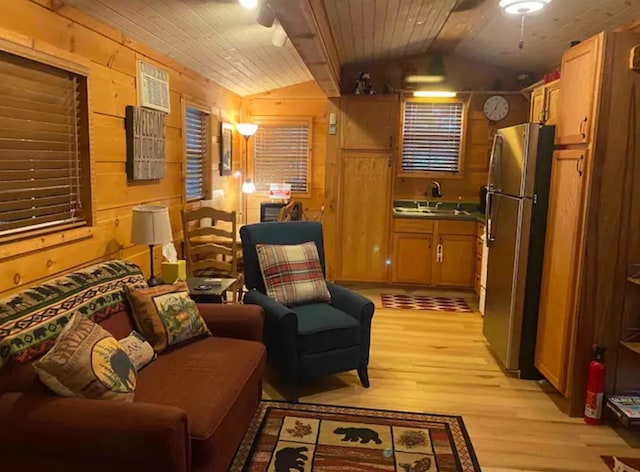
[262,287,640,472]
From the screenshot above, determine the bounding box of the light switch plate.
[212,189,225,199]
[631,45,640,71]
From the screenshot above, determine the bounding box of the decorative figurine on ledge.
[354,72,375,95]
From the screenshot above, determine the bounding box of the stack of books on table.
[607,396,640,427]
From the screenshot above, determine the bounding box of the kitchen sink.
[393,207,471,216]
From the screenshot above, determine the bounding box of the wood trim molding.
[269,0,341,97]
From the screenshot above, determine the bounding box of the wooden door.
[338,152,391,282]
[433,234,476,288]
[391,233,432,284]
[530,87,546,123]
[556,34,602,145]
[545,80,561,126]
[341,95,399,150]
[535,149,588,393]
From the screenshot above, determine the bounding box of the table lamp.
[131,205,173,286]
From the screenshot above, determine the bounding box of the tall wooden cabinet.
[534,31,640,415]
[336,95,399,282]
[339,152,392,282]
[535,150,588,393]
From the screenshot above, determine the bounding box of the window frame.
[398,96,469,179]
[248,116,313,198]
[183,101,212,203]
[0,35,93,246]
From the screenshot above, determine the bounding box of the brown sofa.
[0,260,265,472]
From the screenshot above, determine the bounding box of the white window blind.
[0,51,88,237]
[253,124,310,193]
[401,101,464,173]
[185,106,209,201]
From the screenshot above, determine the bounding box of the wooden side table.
[187,277,237,304]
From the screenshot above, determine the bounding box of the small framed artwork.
[220,122,233,176]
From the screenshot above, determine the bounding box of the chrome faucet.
[431,181,442,199]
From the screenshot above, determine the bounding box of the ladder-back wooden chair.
[181,207,244,303]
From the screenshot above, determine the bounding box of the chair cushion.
[256,241,330,306]
[134,336,265,441]
[290,304,360,355]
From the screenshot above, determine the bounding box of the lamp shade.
[131,205,173,245]
[236,123,259,137]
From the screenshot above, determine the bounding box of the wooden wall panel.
[241,81,328,224]
[0,0,241,298]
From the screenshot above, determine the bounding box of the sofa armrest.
[327,282,375,322]
[197,303,264,342]
[0,392,190,472]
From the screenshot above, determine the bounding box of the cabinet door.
[535,149,588,393]
[545,81,561,126]
[433,234,476,288]
[556,35,602,145]
[338,152,391,282]
[530,87,546,123]
[391,233,432,284]
[341,95,399,150]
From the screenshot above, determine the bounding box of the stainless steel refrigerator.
[483,123,555,379]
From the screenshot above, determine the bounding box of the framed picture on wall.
[220,122,233,176]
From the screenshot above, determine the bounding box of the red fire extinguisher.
[584,344,606,425]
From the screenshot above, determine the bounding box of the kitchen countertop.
[392,200,486,224]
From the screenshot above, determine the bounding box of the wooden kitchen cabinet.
[545,81,560,126]
[390,219,476,288]
[529,80,560,125]
[555,34,602,145]
[391,233,432,284]
[341,95,399,150]
[535,149,589,394]
[338,151,391,282]
[530,86,546,123]
[432,234,476,288]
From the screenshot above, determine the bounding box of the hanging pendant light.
[499,0,551,15]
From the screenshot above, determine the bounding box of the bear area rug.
[230,401,481,472]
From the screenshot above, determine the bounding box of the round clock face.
[483,95,509,122]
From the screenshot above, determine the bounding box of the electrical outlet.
[212,189,225,199]
[631,45,640,72]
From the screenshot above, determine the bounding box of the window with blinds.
[401,100,464,174]
[0,50,89,238]
[253,124,310,193]
[185,106,209,201]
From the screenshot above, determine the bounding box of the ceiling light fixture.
[499,0,551,15]
[239,0,258,9]
[413,91,457,98]
[272,23,288,47]
[257,3,275,27]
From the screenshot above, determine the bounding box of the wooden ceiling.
[322,0,640,72]
[64,0,312,96]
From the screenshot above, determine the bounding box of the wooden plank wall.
[241,81,327,223]
[0,0,241,298]
[394,94,529,202]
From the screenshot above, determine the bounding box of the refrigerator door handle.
[488,134,503,192]
[487,193,497,247]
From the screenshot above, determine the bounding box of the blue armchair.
[240,221,375,402]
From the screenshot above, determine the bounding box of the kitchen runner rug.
[601,456,640,472]
[230,401,481,472]
[381,294,473,313]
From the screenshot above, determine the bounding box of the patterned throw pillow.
[256,242,331,306]
[33,313,136,401]
[125,282,211,353]
[118,331,156,371]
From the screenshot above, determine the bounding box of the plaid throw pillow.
[256,242,330,306]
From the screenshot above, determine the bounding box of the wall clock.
[483,95,509,122]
